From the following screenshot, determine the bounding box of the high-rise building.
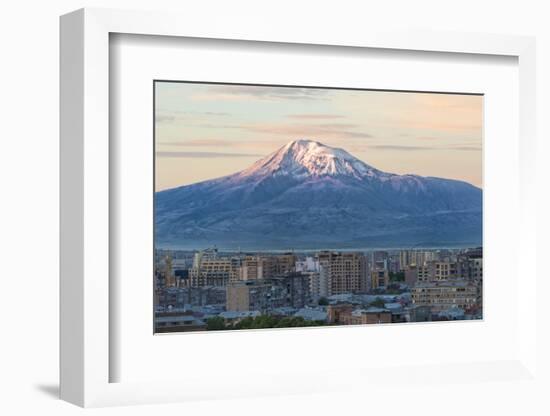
[455,249,483,281]
[296,256,320,273]
[226,272,310,312]
[371,269,389,289]
[372,251,389,264]
[433,261,459,280]
[317,251,367,295]
[238,255,263,281]
[404,263,433,285]
[417,264,432,282]
[192,248,219,268]
[163,255,175,287]
[270,272,311,309]
[261,253,297,278]
[308,266,329,299]
[189,257,238,287]
[468,258,483,280]
[404,266,418,287]
[226,281,274,312]
[399,250,437,270]
[399,251,410,270]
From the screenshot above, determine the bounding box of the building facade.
[411,281,479,313]
[189,258,238,287]
[308,266,329,299]
[317,251,367,295]
[226,272,310,312]
[371,269,389,289]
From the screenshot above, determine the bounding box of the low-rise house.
[219,310,261,324]
[349,307,392,325]
[294,307,328,322]
[438,305,466,320]
[154,314,206,333]
[327,303,354,324]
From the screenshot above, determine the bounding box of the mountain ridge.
[155,139,482,249]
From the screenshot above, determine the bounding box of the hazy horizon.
[155,82,483,191]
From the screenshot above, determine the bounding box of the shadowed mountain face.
[155,140,482,250]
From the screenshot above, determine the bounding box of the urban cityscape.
[154,247,483,332]
[154,82,483,333]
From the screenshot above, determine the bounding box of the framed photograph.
[60,8,538,408]
[153,80,484,334]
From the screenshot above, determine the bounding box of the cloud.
[450,146,482,151]
[155,110,230,124]
[157,139,232,147]
[393,95,483,133]
[401,120,482,132]
[196,124,243,129]
[178,117,373,140]
[192,85,330,102]
[286,114,346,120]
[415,136,439,140]
[413,93,483,110]
[155,114,176,123]
[202,112,231,116]
[319,123,359,129]
[239,122,372,140]
[369,144,482,152]
[156,151,263,158]
[157,139,291,152]
[370,145,432,151]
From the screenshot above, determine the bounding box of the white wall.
[1,1,548,415]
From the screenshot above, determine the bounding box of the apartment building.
[411,280,479,313]
[317,251,368,295]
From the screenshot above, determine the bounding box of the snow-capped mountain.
[235,139,380,180]
[155,139,482,249]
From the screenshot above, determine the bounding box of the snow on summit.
[237,139,379,180]
[155,138,482,249]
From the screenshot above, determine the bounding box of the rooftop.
[413,280,473,288]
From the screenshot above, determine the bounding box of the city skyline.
[155,82,483,191]
[154,246,483,333]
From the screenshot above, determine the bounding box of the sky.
[155,82,483,191]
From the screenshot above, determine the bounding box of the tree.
[275,317,293,328]
[389,271,405,282]
[251,315,277,329]
[210,314,329,331]
[233,316,254,330]
[369,297,385,308]
[318,297,329,306]
[206,316,226,330]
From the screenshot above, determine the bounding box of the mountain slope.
[155,140,482,249]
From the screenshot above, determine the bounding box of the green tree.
[291,317,307,327]
[274,317,293,328]
[252,315,278,329]
[220,314,330,330]
[233,316,255,330]
[389,271,405,282]
[318,297,329,306]
[206,316,226,331]
[369,297,385,308]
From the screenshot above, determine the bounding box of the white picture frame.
[60,7,538,408]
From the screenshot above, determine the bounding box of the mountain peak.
[156,139,482,249]
[284,139,342,155]
[286,138,324,149]
[238,139,377,181]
